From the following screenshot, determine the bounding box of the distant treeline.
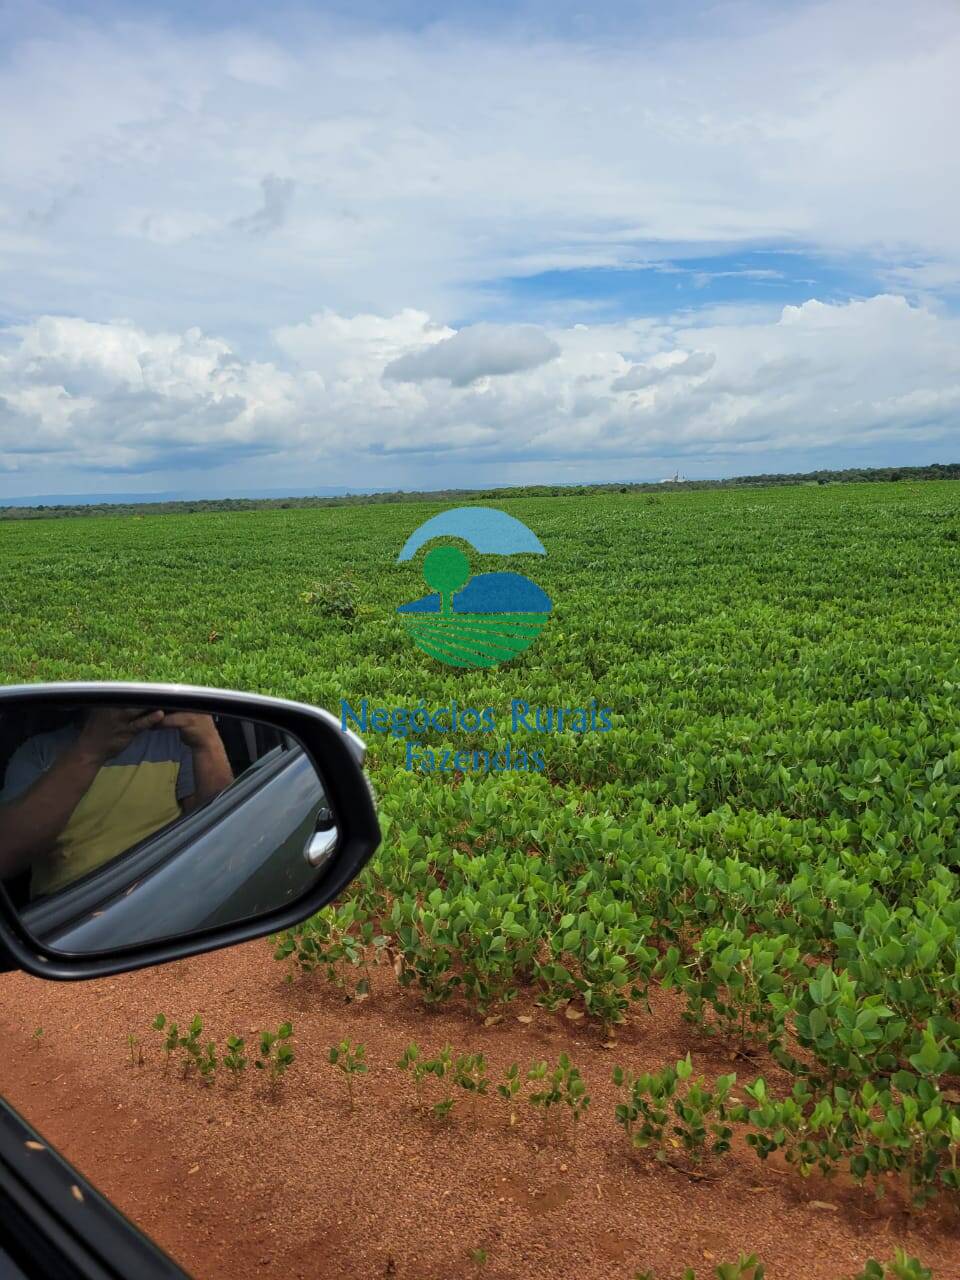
[2,462,958,521]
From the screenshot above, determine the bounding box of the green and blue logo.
[397,507,552,669]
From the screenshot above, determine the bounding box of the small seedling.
[635,1255,764,1280]
[255,1022,295,1091]
[398,1043,426,1111]
[32,1027,43,1051]
[196,1041,218,1084]
[527,1054,590,1143]
[126,1033,144,1067]
[614,1055,737,1168]
[170,1015,217,1084]
[177,1016,202,1077]
[497,1063,522,1127]
[152,1013,178,1072]
[853,1251,932,1280]
[328,1040,367,1111]
[223,1036,247,1084]
[454,1052,489,1123]
[398,1042,454,1118]
[424,1045,455,1119]
[466,1247,488,1270]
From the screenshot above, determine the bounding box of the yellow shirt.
[31,759,184,897]
[1,725,194,899]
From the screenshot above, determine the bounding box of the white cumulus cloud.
[383,323,560,386]
[613,350,716,391]
[2,295,959,483]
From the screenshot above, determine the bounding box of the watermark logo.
[396,507,552,668]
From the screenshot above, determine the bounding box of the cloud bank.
[3,296,959,480]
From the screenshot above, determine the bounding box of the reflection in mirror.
[0,702,337,954]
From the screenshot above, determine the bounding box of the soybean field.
[2,480,960,1278]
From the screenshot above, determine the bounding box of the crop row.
[273,850,960,1098]
[147,1014,295,1089]
[141,1008,960,1211]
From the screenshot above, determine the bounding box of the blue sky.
[477,249,895,327]
[1,0,959,497]
[3,0,749,40]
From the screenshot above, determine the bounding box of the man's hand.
[73,707,165,766]
[159,712,221,748]
[165,713,233,812]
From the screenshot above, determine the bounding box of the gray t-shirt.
[2,726,195,803]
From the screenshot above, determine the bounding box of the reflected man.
[0,708,234,899]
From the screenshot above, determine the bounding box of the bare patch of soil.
[1,942,958,1280]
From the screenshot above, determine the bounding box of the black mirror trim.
[0,682,381,980]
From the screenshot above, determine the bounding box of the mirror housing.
[0,683,380,980]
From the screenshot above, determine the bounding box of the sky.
[1,0,959,497]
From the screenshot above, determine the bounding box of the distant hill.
[1,463,958,520]
[3,485,364,508]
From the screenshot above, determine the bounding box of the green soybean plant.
[526,1059,560,1139]
[222,1036,247,1085]
[389,898,461,1009]
[453,1052,490,1123]
[423,1045,455,1119]
[716,1262,765,1280]
[666,926,806,1052]
[152,1013,178,1072]
[255,1023,295,1091]
[398,1043,455,1118]
[527,1054,590,1144]
[743,1072,960,1204]
[272,917,330,981]
[614,1055,738,1167]
[853,1076,960,1205]
[769,966,912,1089]
[272,908,383,999]
[398,1043,428,1112]
[562,1061,591,1143]
[175,1015,202,1078]
[328,902,390,1001]
[196,1040,218,1084]
[328,1040,367,1111]
[536,899,655,1032]
[174,1016,217,1085]
[852,1252,933,1280]
[635,1254,764,1280]
[456,891,538,1016]
[496,1063,522,1128]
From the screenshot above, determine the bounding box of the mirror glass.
[0,701,339,954]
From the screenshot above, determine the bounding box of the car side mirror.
[0,683,380,980]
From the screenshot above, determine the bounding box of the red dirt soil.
[1,942,958,1280]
